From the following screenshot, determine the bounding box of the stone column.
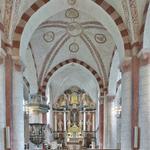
[103,95,116,149]
[12,61,24,150]
[64,108,66,131]
[120,57,132,150]
[83,107,86,131]
[0,50,6,150]
[92,112,95,131]
[138,50,150,149]
[99,97,104,149]
[54,112,57,131]
[5,54,13,150]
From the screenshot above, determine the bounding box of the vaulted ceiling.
[2,0,146,101]
[29,9,116,84]
[22,0,118,100]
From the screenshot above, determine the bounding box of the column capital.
[119,57,132,73]
[106,95,115,102]
[99,96,104,104]
[138,49,150,66]
[13,59,25,72]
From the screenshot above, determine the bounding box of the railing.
[24,94,49,113]
[29,94,48,105]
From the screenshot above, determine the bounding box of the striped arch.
[39,58,106,97]
[13,0,49,57]
[95,0,131,55]
[13,0,131,58]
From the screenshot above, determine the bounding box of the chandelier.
[29,123,46,146]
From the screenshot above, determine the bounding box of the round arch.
[39,58,106,97]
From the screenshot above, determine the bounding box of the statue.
[58,119,63,131]
[59,95,66,107]
[86,119,92,131]
[79,120,83,129]
[82,93,89,106]
[67,120,71,129]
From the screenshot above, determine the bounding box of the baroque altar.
[52,86,96,148]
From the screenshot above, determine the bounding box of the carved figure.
[86,118,92,131]
[58,119,63,131]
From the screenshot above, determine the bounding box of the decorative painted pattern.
[65,8,79,19]
[128,0,140,55]
[95,0,131,55]
[13,0,49,57]
[121,0,132,40]
[12,0,131,59]
[3,0,13,41]
[81,33,107,84]
[43,31,55,43]
[95,33,106,44]
[69,42,79,53]
[38,21,109,85]
[39,58,106,96]
[67,0,76,5]
[67,22,83,36]
[38,33,70,83]
[40,20,68,27]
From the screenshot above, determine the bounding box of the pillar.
[103,95,116,149]
[92,112,95,131]
[83,107,86,131]
[0,50,6,150]
[120,57,132,150]
[103,95,109,148]
[99,97,104,149]
[54,112,57,131]
[12,61,24,150]
[138,50,150,149]
[5,54,13,150]
[64,108,66,131]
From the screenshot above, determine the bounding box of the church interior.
[0,0,150,150]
